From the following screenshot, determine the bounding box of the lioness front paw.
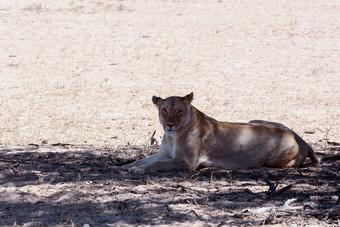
[128,166,145,174]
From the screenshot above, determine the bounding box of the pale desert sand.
[0,0,339,146]
[0,0,339,226]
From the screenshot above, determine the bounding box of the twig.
[282,198,302,210]
[264,209,277,224]
[325,206,340,220]
[321,154,340,163]
[146,176,166,190]
[187,209,200,217]
[239,198,302,219]
[323,118,337,149]
[336,186,340,205]
[277,184,293,195]
[303,204,340,221]
[325,118,336,140]
[209,171,214,184]
[164,204,172,213]
[190,171,201,179]
[263,172,278,197]
[296,169,304,176]
[51,143,74,147]
[150,131,158,145]
[322,167,340,178]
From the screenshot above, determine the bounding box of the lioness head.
[152,92,193,133]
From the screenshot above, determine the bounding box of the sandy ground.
[0,143,339,226]
[0,0,339,226]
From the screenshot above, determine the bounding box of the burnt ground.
[0,142,339,226]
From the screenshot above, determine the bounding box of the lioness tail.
[307,145,320,164]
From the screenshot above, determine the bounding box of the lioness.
[114,92,319,173]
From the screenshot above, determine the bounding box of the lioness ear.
[183,92,193,104]
[152,95,164,106]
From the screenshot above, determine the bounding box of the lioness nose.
[167,123,175,128]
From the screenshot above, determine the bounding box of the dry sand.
[0,0,339,226]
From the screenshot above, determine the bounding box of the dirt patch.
[0,142,339,226]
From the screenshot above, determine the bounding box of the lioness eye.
[162,108,167,114]
[176,110,182,116]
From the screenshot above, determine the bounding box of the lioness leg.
[130,157,189,173]
[279,145,303,167]
[112,153,165,171]
[112,153,189,173]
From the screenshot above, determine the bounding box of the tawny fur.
[116,92,319,173]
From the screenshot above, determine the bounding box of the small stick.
[187,210,200,217]
[264,209,277,224]
[321,154,340,162]
[164,204,172,213]
[263,173,277,197]
[277,184,293,195]
[209,171,214,184]
[336,187,340,205]
[150,131,158,145]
